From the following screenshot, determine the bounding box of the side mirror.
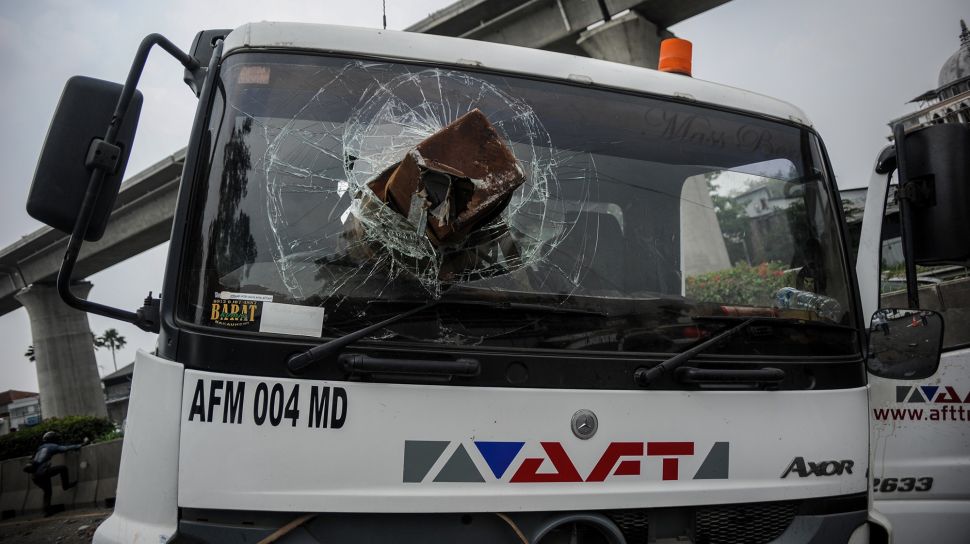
[867,308,944,380]
[898,123,970,265]
[26,76,142,241]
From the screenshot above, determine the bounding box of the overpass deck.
[0,150,184,316]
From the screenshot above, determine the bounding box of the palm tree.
[25,332,102,366]
[95,329,127,372]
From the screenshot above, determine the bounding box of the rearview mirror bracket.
[57,33,201,333]
[891,123,922,310]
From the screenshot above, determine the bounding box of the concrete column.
[15,282,107,419]
[576,11,674,69]
[681,176,732,278]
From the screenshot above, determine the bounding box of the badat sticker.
[209,297,263,330]
[208,293,325,337]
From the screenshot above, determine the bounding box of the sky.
[0,0,966,392]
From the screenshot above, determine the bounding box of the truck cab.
[854,145,970,544]
[26,22,943,543]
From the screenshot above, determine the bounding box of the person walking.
[26,431,86,516]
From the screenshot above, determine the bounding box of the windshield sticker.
[259,302,324,337]
[216,291,274,302]
[209,297,262,330]
[208,296,323,337]
[403,440,730,484]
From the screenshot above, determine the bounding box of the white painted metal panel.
[179,370,867,512]
[94,351,184,544]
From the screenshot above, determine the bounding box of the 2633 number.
[872,477,933,492]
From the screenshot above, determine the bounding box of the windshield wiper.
[288,298,608,373]
[634,317,757,387]
[287,299,440,373]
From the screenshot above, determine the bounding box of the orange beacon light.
[658,38,692,76]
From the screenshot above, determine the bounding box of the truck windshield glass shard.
[178,52,857,356]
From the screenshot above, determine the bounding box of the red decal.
[647,441,694,481]
[935,386,962,403]
[585,442,643,482]
[511,442,583,483]
[615,460,640,476]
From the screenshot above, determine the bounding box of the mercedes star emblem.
[571,409,598,440]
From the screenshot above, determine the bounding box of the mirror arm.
[892,123,921,310]
[56,34,200,333]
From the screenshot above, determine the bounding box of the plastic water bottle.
[773,287,842,322]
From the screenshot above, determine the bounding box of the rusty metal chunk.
[367,109,525,246]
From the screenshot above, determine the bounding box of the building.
[102,363,133,425]
[890,20,970,132]
[0,390,41,435]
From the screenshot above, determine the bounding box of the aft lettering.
[585,442,642,482]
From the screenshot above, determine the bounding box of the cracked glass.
[180,52,858,355]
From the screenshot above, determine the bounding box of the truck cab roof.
[221,22,814,128]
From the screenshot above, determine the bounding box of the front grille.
[606,510,649,543]
[694,501,798,544]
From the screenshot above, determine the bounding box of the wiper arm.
[288,298,607,373]
[287,299,439,373]
[634,317,757,387]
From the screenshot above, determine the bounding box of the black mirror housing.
[867,308,944,380]
[26,76,142,241]
[899,123,970,265]
[184,29,231,96]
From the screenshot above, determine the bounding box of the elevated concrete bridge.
[407,0,730,68]
[1,0,728,418]
[0,150,183,418]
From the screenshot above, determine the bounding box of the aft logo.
[895,385,970,404]
[403,440,730,484]
[781,457,854,478]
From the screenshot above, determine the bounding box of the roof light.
[658,38,692,77]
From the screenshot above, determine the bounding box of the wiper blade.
[634,317,757,387]
[691,314,855,331]
[358,298,608,316]
[288,298,607,373]
[287,299,439,373]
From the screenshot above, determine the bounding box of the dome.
[938,19,970,88]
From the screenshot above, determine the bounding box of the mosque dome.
[938,19,970,89]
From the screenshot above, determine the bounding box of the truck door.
[868,185,970,544]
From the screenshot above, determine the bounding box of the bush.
[686,262,794,307]
[0,415,116,461]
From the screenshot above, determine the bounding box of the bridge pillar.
[15,282,107,419]
[576,11,674,69]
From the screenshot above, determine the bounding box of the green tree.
[95,329,127,372]
[25,331,103,366]
[705,172,753,265]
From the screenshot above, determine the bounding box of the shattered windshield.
[179,52,857,355]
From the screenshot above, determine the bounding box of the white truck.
[26,23,950,543]
[853,125,970,544]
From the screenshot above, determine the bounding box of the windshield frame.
[160,47,865,372]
